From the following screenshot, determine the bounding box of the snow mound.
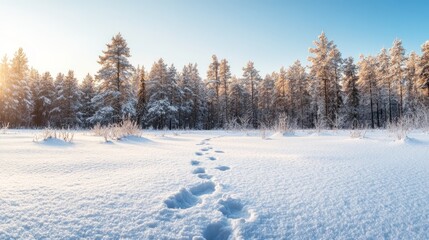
[396,136,428,145]
[119,135,152,143]
[268,131,296,139]
[309,131,333,137]
[36,137,73,147]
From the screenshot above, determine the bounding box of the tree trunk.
[370,81,374,129]
[323,78,328,126]
[388,82,392,123]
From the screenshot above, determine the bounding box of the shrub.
[349,129,367,139]
[33,128,74,143]
[387,116,413,140]
[1,122,9,134]
[92,119,141,142]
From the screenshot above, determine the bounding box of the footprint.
[203,220,232,240]
[192,167,206,174]
[215,166,230,171]
[201,148,210,152]
[191,160,200,166]
[218,197,247,219]
[189,181,216,196]
[207,156,217,161]
[195,152,203,156]
[146,222,158,228]
[215,150,224,153]
[197,173,213,180]
[164,188,199,209]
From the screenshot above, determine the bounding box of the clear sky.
[0,0,428,80]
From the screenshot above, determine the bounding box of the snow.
[1,129,429,239]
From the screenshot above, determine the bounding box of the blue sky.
[0,0,428,80]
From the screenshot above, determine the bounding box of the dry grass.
[1,122,9,134]
[92,119,141,142]
[33,128,75,143]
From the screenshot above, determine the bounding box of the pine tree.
[404,52,420,115]
[358,55,377,128]
[179,64,195,128]
[179,63,206,129]
[80,74,96,127]
[274,67,288,117]
[8,48,32,126]
[419,41,429,100]
[136,66,147,127]
[228,76,247,122]
[375,48,390,126]
[287,60,310,128]
[166,64,181,129]
[342,57,360,128]
[146,59,178,129]
[219,59,231,125]
[258,74,275,126]
[92,33,135,124]
[0,55,9,124]
[31,71,55,127]
[50,73,66,127]
[308,32,341,128]
[206,55,221,128]
[389,39,406,119]
[190,64,207,129]
[61,70,82,127]
[329,45,344,124]
[242,61,261,128]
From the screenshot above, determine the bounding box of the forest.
[1,32,429,130]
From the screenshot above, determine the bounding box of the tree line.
[0,32,428,129]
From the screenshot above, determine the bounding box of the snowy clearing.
[1,129,429,239]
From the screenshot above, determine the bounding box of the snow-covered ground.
[1,129,429,239]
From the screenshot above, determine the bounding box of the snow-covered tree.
[31,71,55,127]
[389,39,406,119]
[329,45,344,121]
[375,48,390,126]
[166,64,181,129]
[50,73,66,127]
[92,33,135,124]
[0,55,9,123]
[308,32,342,128]
[358,55,377,128]
[273,67,288,117]
[59,70,82,127]
[258,74,275,126]
[7,48,32,126]
[206,55,221,128]
[404,52,420,115]
[228,76,247,122]
[287,60,311,128]
[80,74,96,127]
[419,41,429,100]
[135,66,147,126]
[242,61,261,128]
[342,57,360,128]
[219,59,231,125]
[146,59,179,129]
[179,63,206,129]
